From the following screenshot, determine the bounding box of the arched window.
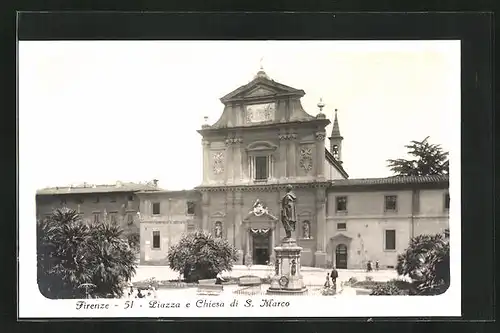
[332,145,339,159]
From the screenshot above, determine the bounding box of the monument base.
[266,237,308,295]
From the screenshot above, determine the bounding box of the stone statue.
[275,258,280,275]
[303,221,310,239]
[291,259,297,276]
[280,184,297,239]
[215,222,222,238]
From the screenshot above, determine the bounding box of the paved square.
[128,265,401,298]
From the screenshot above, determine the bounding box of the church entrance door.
[252,232,270,265]
[335,244,348,269]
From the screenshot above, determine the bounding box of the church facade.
[137,68,450,269]
[36,68,450,269]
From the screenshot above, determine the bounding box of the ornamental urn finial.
[202,116,210,129]
[316,98,326,119]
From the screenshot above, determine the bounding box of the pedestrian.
[375,260,379,271]
[330,266,339,289]
[324,273,331,288]
[366,260,373,272]
[136,289,145,299]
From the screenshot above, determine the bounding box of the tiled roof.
[36,182,161,195]
[331,175,449,187]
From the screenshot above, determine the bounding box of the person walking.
[375,260,380,271]
[330,266,339,290]
[324,273,331,288]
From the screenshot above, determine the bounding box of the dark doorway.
[252,232,270,265]
[335,244,348,269]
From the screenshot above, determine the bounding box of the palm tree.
[37,208,137,299]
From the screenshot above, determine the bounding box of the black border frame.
[9,10,494,328]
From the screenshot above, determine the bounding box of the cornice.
[196,181,331,193]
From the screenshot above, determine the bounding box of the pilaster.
[201,191,210,231]
[202,139,210,184]
[224,138,234,184]
[314,187,327,268]
[315,131,326,179]
[278,130,288,179]
[233,136,243,183]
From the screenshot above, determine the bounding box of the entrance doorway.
[335,244,348,269]
[252,232,270,265]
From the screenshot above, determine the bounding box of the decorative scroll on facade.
[299,147,313,172]
[245,103,276,123]
[251,199,269,216]
[213,151,224,175]
[250,228,270,235]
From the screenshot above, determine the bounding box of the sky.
[19,40,460,191]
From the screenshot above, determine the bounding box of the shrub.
[321,287,337,296]
[167,230,239,282]
[370,281,408,295]
[346,277,358,285]
[365,275,373,281]
[126,231,140,253]
[396,233,450,295]
[37,208,137,299]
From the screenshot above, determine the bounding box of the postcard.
[18,40,461,318]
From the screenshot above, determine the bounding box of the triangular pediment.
[220,77,305,103]
[331,233,353,243]
[246,87,276,97]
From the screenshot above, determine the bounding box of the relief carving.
[278,133,297,141]
[213,151,224,175]
[225,137,243,146]
[299,147,313,172]
[315,132,326,141]
[246,103,276,123]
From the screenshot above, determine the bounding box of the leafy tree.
[387,137,449,176]
[396,233,450,295]
[126,231,140,253]
[37,208,136,299]
[167,230,239,282]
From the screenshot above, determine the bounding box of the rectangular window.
[110,213,117,223]
[93,213,100,223]
[444,193,450,210]
[128,195,134,201]
[152,231,160,249]
[187,201,195,215]
[94,196,100,203]
[337,222,347,230]
[254,156,268,180]
[127,214,134,225]
[109,196,116,202]
[152,202,161,215]
[384,195,397,211]
[60,197,66,205]
[385,229,396,250]
[336,196,347,212]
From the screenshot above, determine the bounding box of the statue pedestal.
[267,238,308,295]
